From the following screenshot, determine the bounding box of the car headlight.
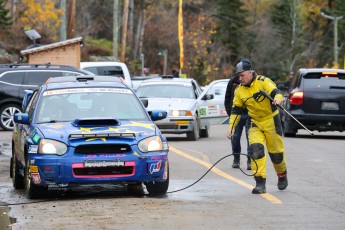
[38,139,67,155]
[138,136,166,153]
[170,110,193,116]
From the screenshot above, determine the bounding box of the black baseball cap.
[235,59,253,75]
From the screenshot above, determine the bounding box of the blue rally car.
[10,76,169,199]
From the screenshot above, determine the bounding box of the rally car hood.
[145,98,196,111]
[35,119,158,145]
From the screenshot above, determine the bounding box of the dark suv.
[0,63,88,130]
[281,68,345,136]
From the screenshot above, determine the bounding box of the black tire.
[186,117,200,141]
[200,125,209,138]
[11,155,24,189]
[24,156,46,199]
[127,183,145,196]
[283,121,297,137]
[0,104,21,131]
[145,163,169,195]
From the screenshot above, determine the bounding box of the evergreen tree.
[213,0,249,62]
[0,0,12,29]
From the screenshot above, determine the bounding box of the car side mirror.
[14,113,29,125]
[202,94,214,100]
[277,83,288,91]
[149,110,167,121]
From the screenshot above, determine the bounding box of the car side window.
[192,81,202,98]
[26,91,39,119]
[25,72,62,86]
[0,72,25,85]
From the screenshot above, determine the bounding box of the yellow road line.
[170,146,282,204]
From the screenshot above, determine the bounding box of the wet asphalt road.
[1,125,345,229]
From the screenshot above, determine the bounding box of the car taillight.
[290,91,304,105]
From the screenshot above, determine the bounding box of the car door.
[198,80,229,126]
[14,90,39,165]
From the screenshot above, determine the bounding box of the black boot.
[252,176,266,194]
[277,171,288,190]
[247,158,251,170]
[232,155,240,168]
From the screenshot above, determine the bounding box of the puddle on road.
[0,206,16,229]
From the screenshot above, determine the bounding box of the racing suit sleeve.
[263,78,284,103]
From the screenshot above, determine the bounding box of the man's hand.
[272,97,281,105]
[227,128,234,139]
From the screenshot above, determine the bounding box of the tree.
[19,0,64,42]
[213,0,249,62]
[0,0,11,29]
[330,0,345,68]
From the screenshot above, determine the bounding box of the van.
[80,62,133,88]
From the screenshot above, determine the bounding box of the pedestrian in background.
[227,59,288,194]
[172,70,179,78]
[224,68,251,170]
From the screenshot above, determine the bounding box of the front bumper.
[154,116,195,134]
[28,147,168,188]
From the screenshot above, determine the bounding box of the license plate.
[321,102,339,110]
[175,121,189,125]
[84,160,125,168]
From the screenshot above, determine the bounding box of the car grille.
[74,144,131,154]
[73,166,134,176]
[157,125,188,129]
[157,125,178,129]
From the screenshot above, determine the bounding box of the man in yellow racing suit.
[227,59,288,194]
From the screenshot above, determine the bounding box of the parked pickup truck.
[80,62,133,88]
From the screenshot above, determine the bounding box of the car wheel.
[145,163,169,196]
[283,121,297,137]
[11,155,24,189]
[24,156,45,199]
[0,104,21,131]
[200,125,209,138]
[186,117,200,141]
[127,182,145,196]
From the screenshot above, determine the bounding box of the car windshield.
[136,83,196,99]
[303,73,345,90]
[35,88,148,123]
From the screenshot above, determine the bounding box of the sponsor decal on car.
[43,88,132,96]
[28,145,38,153]
[32,134,40,143]
[31,173,41,184]
[149,160,162,174]
[84,160,125,168]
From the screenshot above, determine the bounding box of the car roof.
[44,75,128,90]
[298,68,345,74]
[0,63,86,73]
[80,62,127,68]
[139,76,195,84]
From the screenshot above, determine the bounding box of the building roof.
[21,37,83,55]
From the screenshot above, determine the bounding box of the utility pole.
[120,0,129,62]
[113,0,119,60]
[140,53,144,76]
[67,0,76,39]
[60,0,67,41]
[158,50,168,75]
[321,12,343,66]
